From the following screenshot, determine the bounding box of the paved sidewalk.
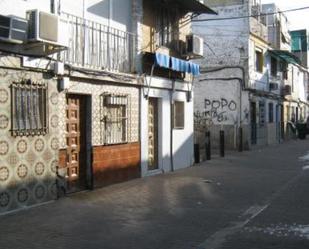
[1,140,309,249]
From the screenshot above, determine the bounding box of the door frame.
[65,93,92,193]
[147,97,159,172]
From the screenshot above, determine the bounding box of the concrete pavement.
[1,140,309,249]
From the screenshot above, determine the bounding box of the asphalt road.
[0,139,309,249]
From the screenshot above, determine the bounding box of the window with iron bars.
[11,80,48,136]
[155,7,180,51]
[101,93,128,145]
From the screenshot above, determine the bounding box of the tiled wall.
[58,79,140,148]
[0,69,59,213]
[92,143,141,188]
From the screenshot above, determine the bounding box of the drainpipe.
[170,80,175,172]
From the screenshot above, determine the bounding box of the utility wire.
[192,6,309,22]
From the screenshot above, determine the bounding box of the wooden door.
[65,94,87,193]
[148,98,158,171]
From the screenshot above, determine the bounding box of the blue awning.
[155,53,170,69]
[171,57,190,73]
[155,52,200,76]
[189,62,200,76]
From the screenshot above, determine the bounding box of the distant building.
[290,29,309,68]
[192,0,309,157]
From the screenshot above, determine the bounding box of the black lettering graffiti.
[196,98,238,124]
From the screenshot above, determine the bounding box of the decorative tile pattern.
[34,162,45,176]
[17,139,27,154]
[0,89,8,103]
[17,188,28,203]
[0,141,9,155]
[0,67,59,213]
[0,192,10,207]
[58,80,140,147]
[0,166,9,182]
[50,137,59,150]
[17,164,28,179]
[50,115,59,129]
[34,138,45,152]
[50,92,59,105]
[50,160,58,173]
[0,115,9,129]
[34,185,45,200]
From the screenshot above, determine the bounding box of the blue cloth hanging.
[171,57,190,73]
[189,62,200,76]
[155,52,170,69]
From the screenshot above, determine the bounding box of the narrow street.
[1,140,309,249]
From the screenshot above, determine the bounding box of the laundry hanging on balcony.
[155,52,200,76]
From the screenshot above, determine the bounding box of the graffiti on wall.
[194,98,238,127]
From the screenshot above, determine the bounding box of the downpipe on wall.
[170,80,176,172]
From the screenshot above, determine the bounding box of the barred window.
[102,93,128,145]
[11,80,48,136]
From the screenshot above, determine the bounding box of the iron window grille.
[11,80,48,137]
[101,93,129,145]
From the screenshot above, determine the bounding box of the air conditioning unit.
[284,85,292,95]
[186,34,203,57]
[26,10,68,47]
[0,15,27,44]
[269,82,279,91]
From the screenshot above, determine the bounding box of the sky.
[261,0,309,30]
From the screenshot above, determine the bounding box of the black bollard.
[205,131,211,160]
[194,144,200,164]
[220,130,225,157]
[238,127,243,152]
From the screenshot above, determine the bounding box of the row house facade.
[192,0,309,155]
[0,0,215,213]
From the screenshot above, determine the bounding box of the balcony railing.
[60,12,136,73]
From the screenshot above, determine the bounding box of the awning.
[269,50,301,65]
[153,0,217,15]
[155,53,170,69]
[155,52,200,76]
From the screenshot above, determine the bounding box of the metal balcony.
[60,12,136,74]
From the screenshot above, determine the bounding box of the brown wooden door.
[148,98,158,171]
[65,94,87,193]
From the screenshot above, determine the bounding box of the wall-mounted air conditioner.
[0,15,27,44]
[26,9,68,48]
[186,34,203,58]
[269,82,279,91]
[284,85,292,95]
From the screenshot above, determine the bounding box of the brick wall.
[92,143,141,188]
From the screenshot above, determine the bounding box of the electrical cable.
[192,6,309,22]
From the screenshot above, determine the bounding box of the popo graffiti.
[195,98,238,125]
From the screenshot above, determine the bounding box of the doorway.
[64,94,89,193]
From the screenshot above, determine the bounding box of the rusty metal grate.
[100,93,129,145]
[11,80,48,137]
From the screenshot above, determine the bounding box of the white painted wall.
[0,0,132,32]
[61,0,132,31]
[140,77,194,177]
[0,0,50,17]
[192,3,249,67]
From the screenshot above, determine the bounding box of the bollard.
[205,131,211,160]
[194,144,200,164]
[220,130,225,157]
[238,127,243,152]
